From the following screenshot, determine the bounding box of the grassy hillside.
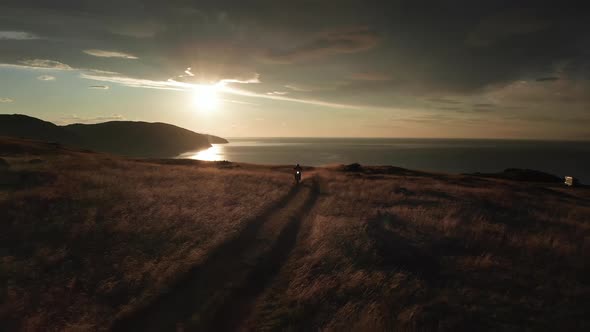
[0,137,290,331]
[1,137,589,331]
[245,168,589,331]
[0,114,228,158]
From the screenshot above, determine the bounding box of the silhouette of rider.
[294,163,303,182]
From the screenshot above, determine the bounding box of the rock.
[342,163,363,172]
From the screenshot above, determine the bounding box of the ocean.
[180,138,590,183]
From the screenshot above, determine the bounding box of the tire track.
[194,177,320,332]
[111,177,319,332]
[239,175,327,332]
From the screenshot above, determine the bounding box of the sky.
[0,0,589,139]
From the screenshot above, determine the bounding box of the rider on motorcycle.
[293,163,302,183]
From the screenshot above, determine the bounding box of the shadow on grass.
[111,179,317,331]
[365,213,440,280]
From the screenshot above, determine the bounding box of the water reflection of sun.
[190,144,224,161]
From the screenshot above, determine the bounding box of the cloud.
[80,73,189,91]
[223,84,398,112]
[266,91,288,95]
[219,74,261,84]
[427,98,462,105]
[1,2,587,102]
[1,59,121,81]
[437,106,462,111]
[80,70,377,110]
[87,69,120,75]
[0,31,40,40]
[81,68,399,112]
[466,108,495,113]
[222,99,260,106]
[83,49,139,59]
[0,97,14,103]
[17,59,72,70]
[466,11,549,47]
[57,114,125,124]
[473,103,496,108]
[37,75,56,81]
[536,76,559,82]
[184,68,195,77]
[261,26,379,63]
[351,72,391,81]
[283,82,345,92]
[285,84,313,92]
[433,101,498,113]
[89,85,109,89]
[484,79,590,106]
[174,67,260,85]
[83,67,255,91]
[90,114,124,121]
[106,21,164,38]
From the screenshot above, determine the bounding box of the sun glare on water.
[194,84,220,110]
[191,144,224,161]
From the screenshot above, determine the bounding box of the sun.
[194,84,220,110]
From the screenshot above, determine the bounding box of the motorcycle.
[294,170,302,184]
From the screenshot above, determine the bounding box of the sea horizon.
[181,137,590,183]
[224,136,590,142]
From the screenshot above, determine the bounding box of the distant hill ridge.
[0,114,227,158]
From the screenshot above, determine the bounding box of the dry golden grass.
[2,138,590,331]
[248,169,590,331]
[0,138,291,331]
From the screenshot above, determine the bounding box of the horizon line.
[223,136,590,142]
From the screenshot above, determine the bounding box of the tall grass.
[1,145,291,331]
[249,170,590,331]
[3,138,589,331]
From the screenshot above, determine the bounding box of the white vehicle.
[564,176,578,187]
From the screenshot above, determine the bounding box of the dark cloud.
[0,0,589,110]
[437,106,462,111]
[536,76,559,82]
[260,26,379,64]
[473,103,496,108]
[437,103,498,113]
[466,10,550,47]
[350,72,391,81]
[464,108,495,113]
[428,98,462,105]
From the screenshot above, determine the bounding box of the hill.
[0,114,79,143]
[0,114,228,158]
[64,121,227,158]
[1,137,588,331]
